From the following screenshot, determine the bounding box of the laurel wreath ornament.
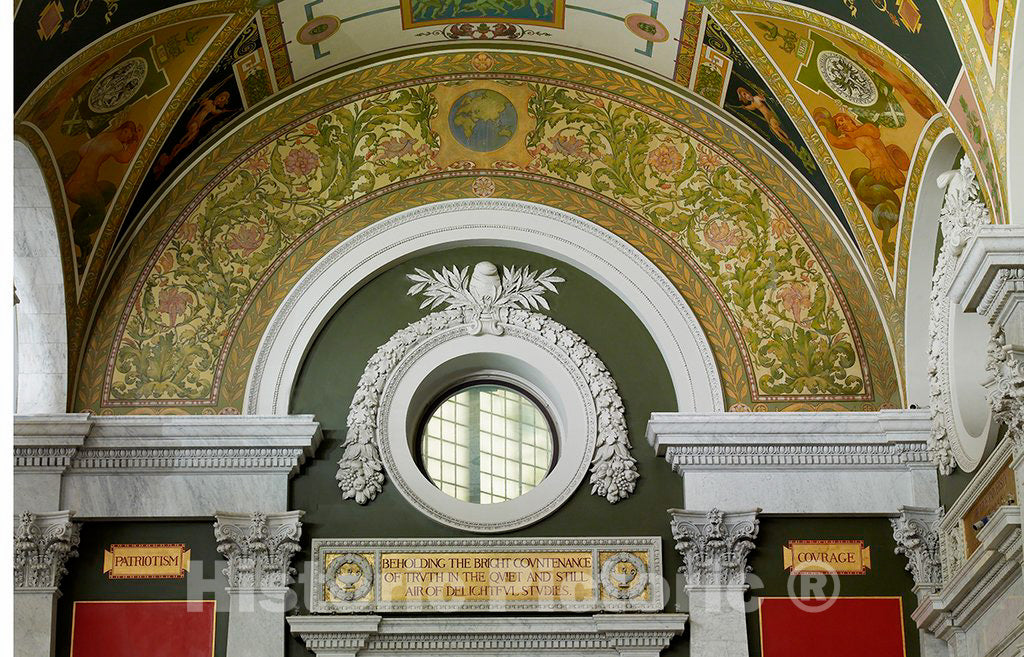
[336,262,638,505]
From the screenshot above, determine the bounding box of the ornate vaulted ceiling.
[13,0,1014,414]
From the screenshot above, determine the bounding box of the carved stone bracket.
[928,157,990,474]
[214,511,303,591]
[337,262,637,506]
[13,511,80,591]
[668,508,760,587]
[891,506,944,595]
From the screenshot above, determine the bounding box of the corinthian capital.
[987,328,1024,454]
[891,506,943,594]
[13,511,80,590]
[214,511,303,591]
[669,508,759,587]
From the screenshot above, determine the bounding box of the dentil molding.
[668,508,760,588]
[288,614,689,656]
[213,511,303,591]
[14,414,322,517]
[13,511,80,591]
[647,410,938,513]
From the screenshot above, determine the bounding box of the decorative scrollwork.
[669,508,759,587]
[600,552,649,600]
[13,512,80,590]
[325,553,373,602]
[214,511,303,590]
[927,157,990,474]
[336,262,637,506]
[891,507,943,593]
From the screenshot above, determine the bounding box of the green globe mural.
[448,89,518,152]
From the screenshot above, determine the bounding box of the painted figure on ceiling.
[30,52,112,130]
[851,46,937,119]
[983,0,997,47]
[153,90,233,177]
[61,120,142,266]
[735,86,800,154]
[814,109,909,265]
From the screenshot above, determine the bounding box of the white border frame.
[379,328,595,532]
[245,198,724,415]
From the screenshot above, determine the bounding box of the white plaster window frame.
[244,198,724,416]
[378,328,597,532]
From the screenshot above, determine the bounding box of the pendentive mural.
[736,11,941,277]
[21,17,224,282]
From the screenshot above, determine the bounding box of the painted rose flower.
[158,288,192,326]
[549,134,588,158]
[704,220,743,252]
[227,225,265,257]
[778,283,812,323]
[648,143,682,175]
[284,146,319,177]
[302,122,319,136]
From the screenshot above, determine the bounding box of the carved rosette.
[336,262,638,505]
[891,506,943,594]
[214,511,303,591]
[927,158,990,474]
[13,511,80,590]
[669,508,759,587]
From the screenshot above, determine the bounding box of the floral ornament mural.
[102,75,873,409]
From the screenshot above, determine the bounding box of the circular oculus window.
[419,382,556,504]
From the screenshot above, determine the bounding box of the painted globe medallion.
[447,89,518,153]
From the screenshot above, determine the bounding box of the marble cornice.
[14,414,323,476]
[288,614,688,655]
[648,410,932,467]
[948,225,1024,321]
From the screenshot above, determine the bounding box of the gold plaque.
[103,543,191,579]
[312,537,663,612]
[783,540,871,575]
[963,460,1016,557]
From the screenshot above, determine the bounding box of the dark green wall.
[55,520,228,657]
[288,246,687,655]
[743,517,920,657]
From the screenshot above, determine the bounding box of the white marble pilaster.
[13,140,67,415]
[891,507,948,657]
[214,511,303,657]
[13,511,80,657]
[669,508,758,657]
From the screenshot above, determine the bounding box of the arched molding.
[927,157,998,474]
[13,140,67,413]
[244,198,724,416]
[905,129,963,407]
[1007,1,1024,224]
